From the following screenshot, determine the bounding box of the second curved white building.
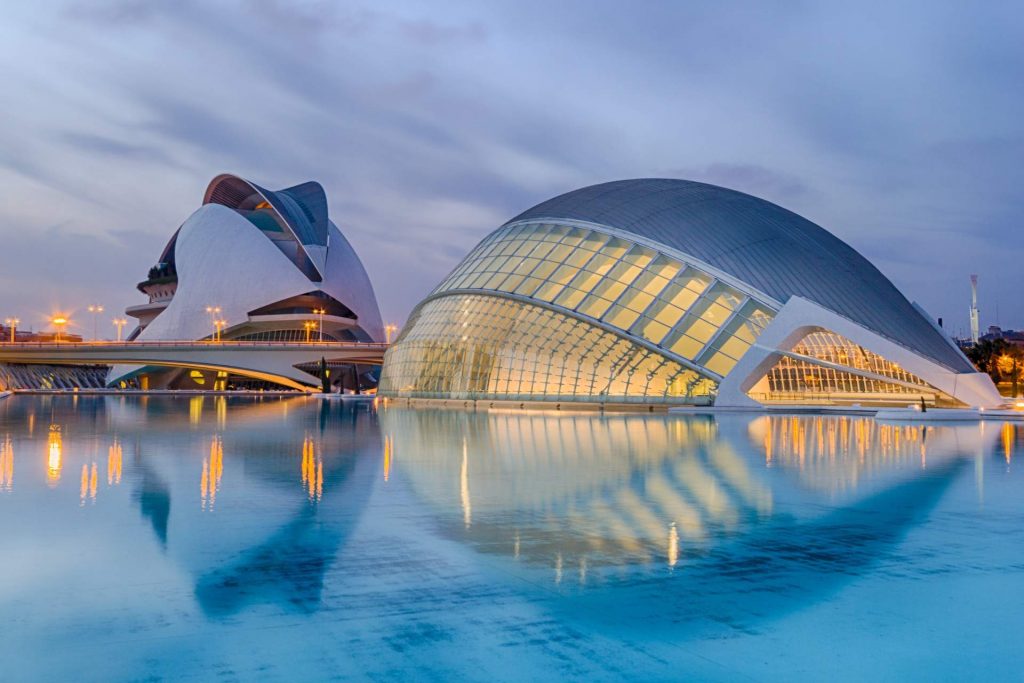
[380,179,1000,408]
[111,174,384,389]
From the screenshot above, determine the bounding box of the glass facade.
[432,221,775,378]
[750,329,956,405]
[382,221,955,407]
[379,294,717,404]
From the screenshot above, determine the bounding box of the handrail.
[0,341,390,349]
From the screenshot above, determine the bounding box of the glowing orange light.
[46,426,62,486]
[201,435,223,510]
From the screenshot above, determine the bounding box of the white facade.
[110,175,384,388]
[380,179,1002,409]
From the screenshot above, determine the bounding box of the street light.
[87,304,104,341]
[112,318,128,342]
[205,306,221,341]
[303,320,317,343]
[4,318,19,344]
[51,316,69,343]
[312,308,326,342]
[214,319,227,342]
[384,323,398,344]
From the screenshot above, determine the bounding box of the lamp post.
[385,323,398,344]
[304,320,316,343]
[52,316,68,343]
[205,306,221,341]
[4,318,18,344]
[112,318,128,342]
[313,308,326,343]
[87,304,104,341]
[214,319,227,342]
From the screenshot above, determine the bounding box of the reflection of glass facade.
[432,222,775,378]
[752,329,956,405]
[380,294,716,403]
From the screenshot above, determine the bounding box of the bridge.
[0,341,389,391]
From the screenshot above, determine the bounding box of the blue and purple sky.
[1,1,1021,339]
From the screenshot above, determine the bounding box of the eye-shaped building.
[110,174,383,389]
[379,179,999,408]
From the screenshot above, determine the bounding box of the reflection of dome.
[380,179,999,408]
[381,408,992,577]
[112,174,384,389]
[381,407,773,569]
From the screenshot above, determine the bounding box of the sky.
[0,1,1022,340]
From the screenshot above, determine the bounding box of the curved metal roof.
[204,174,330,279]
[509,178,971,372]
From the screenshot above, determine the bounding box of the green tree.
[965,338,1010,379]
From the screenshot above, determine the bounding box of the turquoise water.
[0,395,1022,681]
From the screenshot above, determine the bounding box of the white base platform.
[871,408,982,422]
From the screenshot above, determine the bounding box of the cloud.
[0,0,1021,332]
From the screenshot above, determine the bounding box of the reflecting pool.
[1,396,1022,680]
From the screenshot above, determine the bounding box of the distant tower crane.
[970,274,980,344]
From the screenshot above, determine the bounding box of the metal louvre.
[509,179,972,373]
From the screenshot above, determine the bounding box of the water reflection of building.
[301,435,323,501]
[380,408,773,571]
[381,408,998,579]
[1,435,13,491]
[46,425,62,487]
[201,435,224,511]
[108,439,122,485]
[749,415,996,492]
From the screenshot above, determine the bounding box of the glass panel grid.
[379,294,718,404]
[430,222,779,378]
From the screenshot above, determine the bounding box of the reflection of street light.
[304,320,316,343]
[4,317,19,343]
[384,323,398,344]
[112,318,128,342]
[313,308,326,342]
[51,316,69,343]
[87,304,104,341]
[205,306,221,341]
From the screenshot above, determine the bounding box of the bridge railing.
[0,341,390,349]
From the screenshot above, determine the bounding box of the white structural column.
[715,296,1002,409]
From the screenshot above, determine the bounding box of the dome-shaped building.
[110,174,384,390]
[379,179,999,408]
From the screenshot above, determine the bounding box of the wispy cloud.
[0,0,1021,331]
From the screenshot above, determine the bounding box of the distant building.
[380,178,1000,408]
[0,325,83,344]
[979,326,1024,348]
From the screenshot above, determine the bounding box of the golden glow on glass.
[107,439,122,485]
[201,435,224,510]
[381,294,717,403]
[0,435,13,492]
[460,439,471,528]
[300,436,322,501]
[752,329,954,405]
[46,425,62,487]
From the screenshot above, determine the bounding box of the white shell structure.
[380,178,1001,409]
[110,175,383,387]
